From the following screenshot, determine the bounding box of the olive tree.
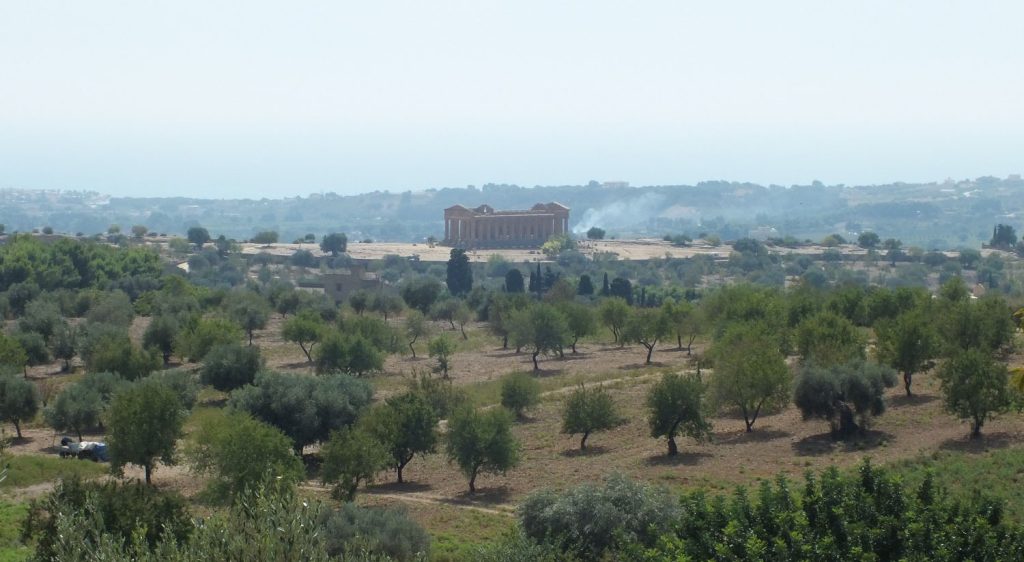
[500,372,541,419]
[229,371,374,454]
[141,314,178,366]
[282,310,325,363]
[560,384,625,450]
[427,334,456,379]
[19,299,62,342]
[225,290,271,346]
[174,316,243,361]
[200,343,264,392]
[623,307,672,365]
[509,304,571,371]
[875,310,939,396]
[709,323,791,432]
[559,302,596,354]
[320,426,390,500]
[186,411,304,500]
[315,331,384,376]
[87,335,161,381]
[937,349,1012,439]
[446,406,519,493]
[45,385,103,440]
[370,293,404,322]
[0,372,39,438]
[646,372,711,456]
[145,369,199,411]
[0,334,28,374]
[662,299,701,354]
[793,361,897,439]
[108,379,186,484]
[598,298,630,345]
[365,391,439,484]
[404,310,430,358]
[795,311,866,367]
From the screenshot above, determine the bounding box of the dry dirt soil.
[7,316,1024,536]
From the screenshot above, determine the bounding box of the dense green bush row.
[510,461,1024,561]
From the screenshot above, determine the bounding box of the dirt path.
[299,483,514,516]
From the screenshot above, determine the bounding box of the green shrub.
[645,461,1024,561]
[520,473,679,559]
[174,316,243,362]
[318,503,430,561]
[12,331,49,367]
[145,369,199,410]
[200,343,263,391]
[229,371,373,453]
[186,411,304,501]
[21,477,192,560]
[500,373,541,418]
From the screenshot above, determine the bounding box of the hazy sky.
[1,1,1022,198]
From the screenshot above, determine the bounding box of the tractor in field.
[59,437,109,462]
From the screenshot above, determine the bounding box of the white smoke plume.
[571,193,666,234]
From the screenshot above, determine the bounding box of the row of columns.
[444,215,569,245]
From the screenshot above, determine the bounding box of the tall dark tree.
[504,269,525,293]
[990,224,1018,249]
[577,274,594,296]
[446,249,473,296]
[601,273,610,296]
[609,277,633,305]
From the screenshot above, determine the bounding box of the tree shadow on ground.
[715,405,787,422]
[644,450,713,467]
[557,353,592,362]
[454,485,513,505]
[282,361,313,369]
[8,435,33,447]
[560,445,610,458]
[888,393,938,408]
[792,429,893,457]
[513,415,542,425]
[596,345,627,353]
[486,350,523,359]
[365,481,434,494]
[618,362,667,371]
[940,431,1018,454]
[713,429,791,445]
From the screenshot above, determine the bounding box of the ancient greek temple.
[443,202,570,248]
